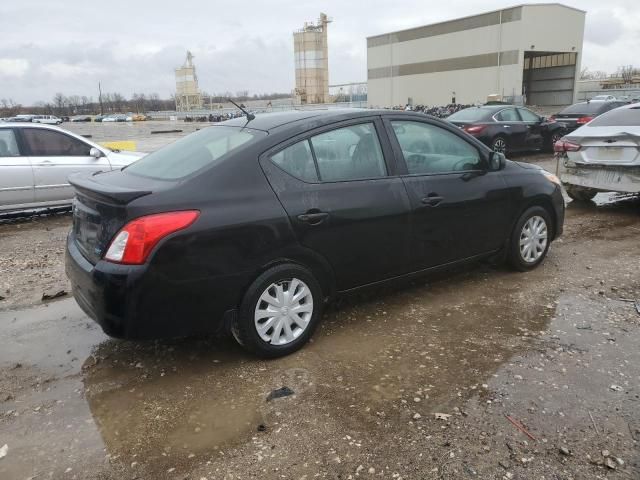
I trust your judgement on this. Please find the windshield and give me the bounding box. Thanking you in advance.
[447,108,491,122]
[587,106,640,127]
[126,126,266,180]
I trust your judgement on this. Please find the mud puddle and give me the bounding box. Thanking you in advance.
[1,264,561,479]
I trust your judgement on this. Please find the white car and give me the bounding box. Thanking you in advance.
[555,103,640,200]
[32,114,63,125]
[0,123,145,213]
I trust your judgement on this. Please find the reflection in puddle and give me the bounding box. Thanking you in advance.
[80,267,559,476]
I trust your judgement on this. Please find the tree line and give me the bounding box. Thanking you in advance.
[1,91,292,117]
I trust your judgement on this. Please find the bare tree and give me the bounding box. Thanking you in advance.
[617,65,635,84]
[53,93,67,116]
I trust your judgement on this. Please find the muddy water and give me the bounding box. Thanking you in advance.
[0,263,559,478]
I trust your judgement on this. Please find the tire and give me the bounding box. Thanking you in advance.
[491,136,508,155]
[232,263,323,358]
[546,131,563,153]
[565,185,597,202]
[508,206,552,271]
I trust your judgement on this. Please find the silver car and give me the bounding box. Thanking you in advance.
[0,123,145,213]
[555,103,640,201]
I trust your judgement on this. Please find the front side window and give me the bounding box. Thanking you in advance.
[495,109,519,122]
[391,121,482,174]
[22,128,91,156]
[0,129,20,157]
[271,140,318,182]
[517,108,540,122]
[126,126,266,180]
[310,123,386,182]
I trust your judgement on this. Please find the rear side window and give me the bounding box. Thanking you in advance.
[126,126,266,180]
[517,108,540,122]
[391,121,482,174]
[271,140,318,182]
[0,129,20,157]
[588,107,640,127]
[495,109,519,121]
[310,123,386,182]
[22,128,91,156]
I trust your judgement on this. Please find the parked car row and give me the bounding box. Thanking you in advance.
[0,123,145,213]
[1,113,149,124]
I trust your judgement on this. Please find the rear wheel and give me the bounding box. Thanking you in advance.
[508,206,552,271]
[546,131,563,152]
[565,185,597,202]
[491,136,508,155]
[232,264,323,358]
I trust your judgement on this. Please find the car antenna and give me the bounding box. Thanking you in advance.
[228,99,255,121]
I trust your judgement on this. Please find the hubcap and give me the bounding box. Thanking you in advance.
[254,278,313,345]
[493,138,507,154]
[519,215,548,263]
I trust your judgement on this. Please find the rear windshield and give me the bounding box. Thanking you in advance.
[125,126,266,180]
[559,103,608,115]
[588,107,640,127]
[447,108,491,122]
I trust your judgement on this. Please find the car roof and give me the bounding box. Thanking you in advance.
[0,122,63,129]
[221,108,410,132]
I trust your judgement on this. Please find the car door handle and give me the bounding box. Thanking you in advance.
[421,194,444,207]
[38,160,54,166]
[297,212,329,225]
[503,125,511,128]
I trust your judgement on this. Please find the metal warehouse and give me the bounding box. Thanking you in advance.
[367,3,585,107]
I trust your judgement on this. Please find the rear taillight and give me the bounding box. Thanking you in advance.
[463,125,486,135]
[576,116,594,125]
[104,210,200,264]
[553,139,581,153]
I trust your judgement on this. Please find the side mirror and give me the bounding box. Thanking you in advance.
[89,147,103,159]
[489,151,506,171]
[539,116,546,123]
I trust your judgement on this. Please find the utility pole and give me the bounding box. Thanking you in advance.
[98,82,104,115]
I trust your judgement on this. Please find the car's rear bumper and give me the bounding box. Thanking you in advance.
[65,233,241,339]
[560,164,640,193]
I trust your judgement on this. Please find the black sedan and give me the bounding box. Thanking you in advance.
[66,109,564,357]
[550,100,627,133]
[447,105,566,155]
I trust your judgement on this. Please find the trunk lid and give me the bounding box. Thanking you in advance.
[566,129,640,166]
[69,171,154,264]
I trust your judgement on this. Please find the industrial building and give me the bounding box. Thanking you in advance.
[293,13,331,105]
[367,3,585,107]
[175,51,203,112]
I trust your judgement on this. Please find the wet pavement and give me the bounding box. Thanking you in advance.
[1,155,639,479]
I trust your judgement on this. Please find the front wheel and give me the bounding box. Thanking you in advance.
[546,131,563,152]
[508,206,552,271]
[232,264,323,358]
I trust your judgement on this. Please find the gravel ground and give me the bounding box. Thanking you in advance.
[0,124,638,479]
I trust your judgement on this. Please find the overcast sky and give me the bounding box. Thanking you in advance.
[0,0,637,105]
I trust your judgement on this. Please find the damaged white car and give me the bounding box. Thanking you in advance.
[554,103,640,201]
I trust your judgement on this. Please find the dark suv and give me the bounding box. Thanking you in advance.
[66,110,564,357]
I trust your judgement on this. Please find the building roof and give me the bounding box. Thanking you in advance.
[367,3,585,42]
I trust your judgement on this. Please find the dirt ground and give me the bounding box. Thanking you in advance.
[0,141,639,479]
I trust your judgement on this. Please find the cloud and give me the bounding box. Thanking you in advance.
[584,10,623,46]
[0,58,29,77]
[0,0,638,104]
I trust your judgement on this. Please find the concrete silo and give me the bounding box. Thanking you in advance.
[175,51,203,112]
[293,13,331,105]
